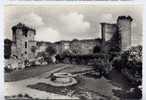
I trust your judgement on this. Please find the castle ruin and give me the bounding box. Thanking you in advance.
[11,23,36,65]
[10,16,133,65]
[101,16,133,52]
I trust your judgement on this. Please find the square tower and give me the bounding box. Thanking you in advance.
[100,23,120,52]
[12,23,36,65]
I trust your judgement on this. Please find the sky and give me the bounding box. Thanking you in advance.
[5,5,143,46]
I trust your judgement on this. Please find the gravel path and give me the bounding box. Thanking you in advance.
[5,64,79,99]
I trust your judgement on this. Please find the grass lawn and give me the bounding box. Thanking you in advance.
[27,68,140,100]
[5,64,65,82]
[27,76,110,100]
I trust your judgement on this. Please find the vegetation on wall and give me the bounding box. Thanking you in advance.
[44,46,57,64]
[112,45,142,84]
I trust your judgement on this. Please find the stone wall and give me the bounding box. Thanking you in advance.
[54,41,70,54]
[70,39,102,55]
[101,16,133,52]
[101,23,118,42]
[9,15,133,66]
[53,39,102,55]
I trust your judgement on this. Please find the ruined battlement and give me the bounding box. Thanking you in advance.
[117,16,133,22]
[11,15,133,64]
[12,22,36,35]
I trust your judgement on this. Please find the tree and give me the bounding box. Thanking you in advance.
[4,39,12,59]
[45,46,57,64]
[62,49,73,56]
[31,46,37,53]
[112,45,142,84]
[45,46,57,56]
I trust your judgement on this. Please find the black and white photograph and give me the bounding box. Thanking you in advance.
[4,5,143,100]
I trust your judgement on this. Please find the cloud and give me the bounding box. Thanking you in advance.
[11,12,91,41]
[35,27,60,42]
[13,12,44,28]
[97,13,115,38]
[59,12,90,34]
[99,13,115,23]
[12,12,60,42]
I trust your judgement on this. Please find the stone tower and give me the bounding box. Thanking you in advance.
[100,23,119,52]
[117,16,133,51]
[12,23,36,65]
[101,23,118,42]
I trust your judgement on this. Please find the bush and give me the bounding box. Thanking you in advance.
[112,45,142,83]
[111,56,123,70]
[18,94,23,97]
[62,50,73,56]
[24,93,32,98]
[94,58,112,76]
[112,45,142,68]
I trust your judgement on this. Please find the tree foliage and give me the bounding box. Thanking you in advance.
[45,46,57,56]
[93,57,112,77]
[122,45,142,68]
[112,45,142,69]
[112,45,142,83]
[44,46,57,64]
[31,46,37,53]
[62,49,73,56]
[4,39,12,59]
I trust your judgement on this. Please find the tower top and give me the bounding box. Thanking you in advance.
[100,22,117,26]
[117,16,133,22]
[12,22,36,34]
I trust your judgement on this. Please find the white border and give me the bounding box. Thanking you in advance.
[0,0,4,100]
[4,1,146,5]
[1,1,146,100]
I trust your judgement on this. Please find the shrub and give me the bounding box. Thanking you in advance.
[112,45,142,69]
[62,50,73,56]
[122,45,142,69]
[45,46,57,56]
[112,45,142,83]
[94,58,112,76]
[18,94,23,97]
[24,93,32,98]
[4,67,13,73]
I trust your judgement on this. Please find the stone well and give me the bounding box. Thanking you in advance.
[48,73,77,87]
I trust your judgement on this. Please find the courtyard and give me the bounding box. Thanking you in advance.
[5,63,137,100]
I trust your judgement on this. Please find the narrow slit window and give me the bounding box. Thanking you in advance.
[25,42,27,48]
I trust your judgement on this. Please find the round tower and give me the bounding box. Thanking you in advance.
[117,16,133,51]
